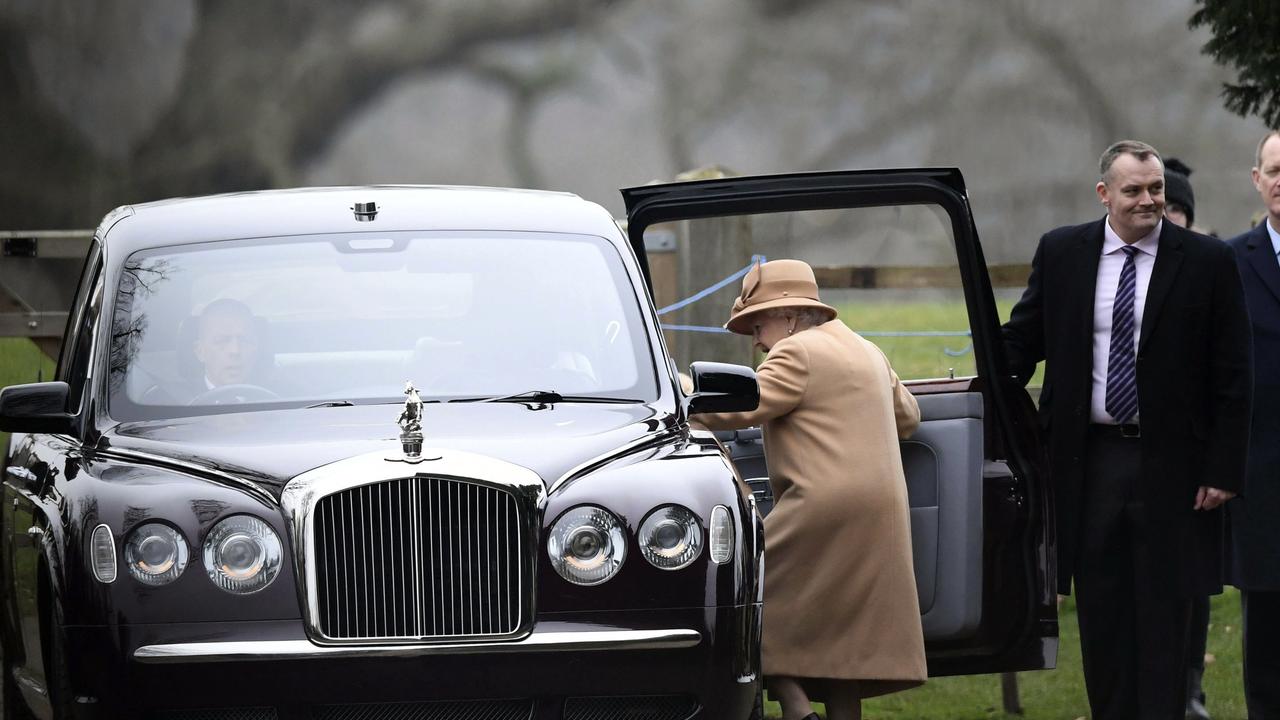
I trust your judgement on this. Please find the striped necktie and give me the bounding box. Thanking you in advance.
[1105,245,1139,424]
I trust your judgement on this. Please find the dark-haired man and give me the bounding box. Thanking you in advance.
[1227,128,1280,718]
[1002,140,1252,719]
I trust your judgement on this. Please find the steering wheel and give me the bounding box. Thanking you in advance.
[187,384,280,406]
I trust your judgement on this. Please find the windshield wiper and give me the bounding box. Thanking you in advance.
[449,391,641,404]
[305,400,355,409]
[451,390,564,404]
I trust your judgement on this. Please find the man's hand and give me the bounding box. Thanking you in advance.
[1195,486,1237,511]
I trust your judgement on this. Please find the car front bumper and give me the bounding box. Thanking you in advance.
[64,605,761,719]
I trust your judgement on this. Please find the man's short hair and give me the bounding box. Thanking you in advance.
[199,298,253,325]
[1099,140,1163,183]
[1257,130,1280,168]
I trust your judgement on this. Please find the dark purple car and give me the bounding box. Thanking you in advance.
[1,172,1056,720]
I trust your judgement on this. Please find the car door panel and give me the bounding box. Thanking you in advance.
[904,391,983,638]
[719,391,984,639]
[629,170,1055,674]
[3,436,47,698]
[716,428,771,515]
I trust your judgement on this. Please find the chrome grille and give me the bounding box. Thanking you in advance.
[313,477,525,640]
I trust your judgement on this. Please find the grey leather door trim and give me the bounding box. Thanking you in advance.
[906,392,984,640]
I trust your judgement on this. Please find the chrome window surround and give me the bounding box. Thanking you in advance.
[281,448,546,645]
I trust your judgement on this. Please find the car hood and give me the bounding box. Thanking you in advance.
[100,403,680,500]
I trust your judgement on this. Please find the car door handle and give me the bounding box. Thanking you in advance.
[5,467,38,484]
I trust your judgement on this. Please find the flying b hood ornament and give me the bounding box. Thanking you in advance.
[393,381,436,462]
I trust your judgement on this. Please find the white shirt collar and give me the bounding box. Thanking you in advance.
[1266,217,1280,257]
[1104,217,1162,257]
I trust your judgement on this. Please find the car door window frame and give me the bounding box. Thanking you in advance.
[621,169,1055,674]
[55,241,103,419]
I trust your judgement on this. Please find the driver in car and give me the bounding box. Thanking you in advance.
[194,298,261,389]
[172,297,288,405]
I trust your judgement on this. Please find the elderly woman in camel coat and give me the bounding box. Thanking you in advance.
[692,259,926,720]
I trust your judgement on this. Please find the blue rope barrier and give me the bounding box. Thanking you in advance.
[656,254,766,316]
[661,324,733,334]
[658,325,976,354]
[660,326,972,338]
[654,257,973,355]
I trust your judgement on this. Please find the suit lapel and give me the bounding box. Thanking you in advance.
[1138,223,1184,355]
[1074,219,1105,383]
[1243,222,1280,306]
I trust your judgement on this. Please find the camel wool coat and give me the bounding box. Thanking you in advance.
[694,319,926,696]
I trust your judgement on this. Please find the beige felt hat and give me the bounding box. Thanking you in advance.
[724,259,837,335]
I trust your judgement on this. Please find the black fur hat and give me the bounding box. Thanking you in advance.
[1164,158,1195,226]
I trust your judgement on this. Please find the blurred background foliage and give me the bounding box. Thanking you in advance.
[0,0,1275,263]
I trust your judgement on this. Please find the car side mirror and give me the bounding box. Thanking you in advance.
[0,382,75,435]
[686,362,759,415]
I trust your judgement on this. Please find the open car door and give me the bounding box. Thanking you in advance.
[622,169,1056,675]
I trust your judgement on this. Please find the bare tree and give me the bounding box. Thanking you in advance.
[0,0,619,229]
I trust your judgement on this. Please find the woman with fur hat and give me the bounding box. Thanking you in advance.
[691,259,926,720]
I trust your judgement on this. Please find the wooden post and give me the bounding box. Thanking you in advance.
[1001,673,1024,715]
[671,214,754,372]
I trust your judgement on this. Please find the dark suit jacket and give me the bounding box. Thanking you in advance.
[1002,217,1252,595]
[1228,221,1280,591]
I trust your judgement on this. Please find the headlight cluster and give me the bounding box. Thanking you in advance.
[124,523,188,586]
[104,515,282,594]
[202,515,283,594]
[547,503,733,586]
[638,505,703,570]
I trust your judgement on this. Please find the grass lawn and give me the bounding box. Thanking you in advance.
[833,298,1042,384]
[766,588,1248,719]
[0,337,55,385]
[0,337,57,452]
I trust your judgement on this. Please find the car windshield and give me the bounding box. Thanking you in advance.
[106,231,657,421]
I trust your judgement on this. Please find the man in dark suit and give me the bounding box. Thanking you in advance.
[1002,140,1253,719]
[1162,156,1214,720]
[1227,128,1280,718]
[142,298,282,405]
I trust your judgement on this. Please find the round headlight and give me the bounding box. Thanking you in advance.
[638,505,703,570]
[547,506,626,586]
[124,523,189,586]
[203,515,282,594]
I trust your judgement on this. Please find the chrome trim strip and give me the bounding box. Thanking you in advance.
[92,448,276,506]
[12,667,47,696]
[5,466,38,483]
[133,628,701,664]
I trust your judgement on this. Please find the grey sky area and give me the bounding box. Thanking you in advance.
[1,0,1268,261]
